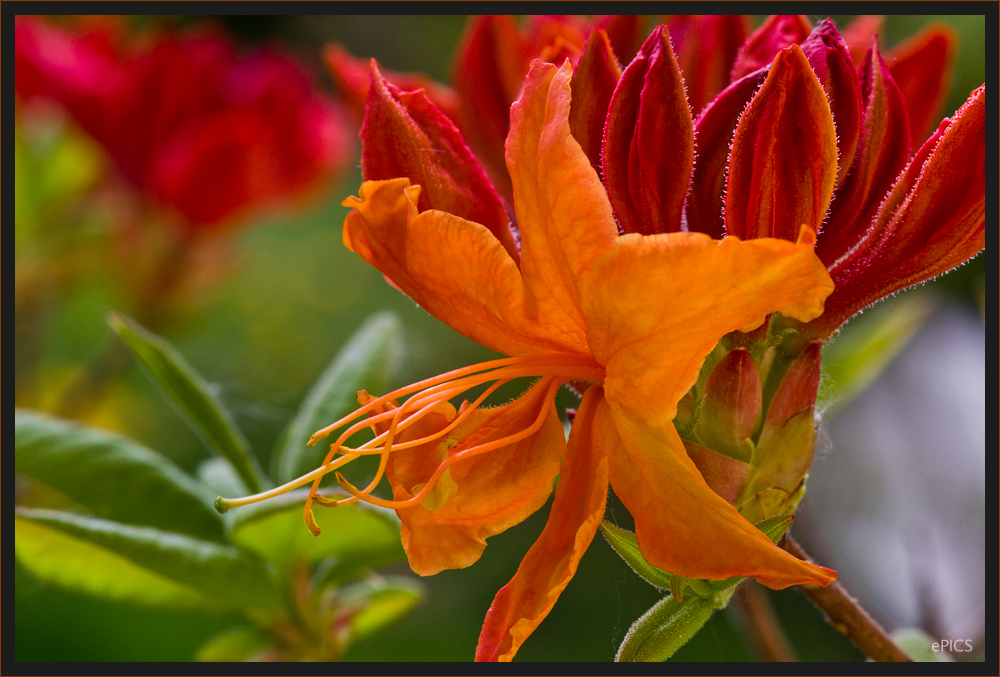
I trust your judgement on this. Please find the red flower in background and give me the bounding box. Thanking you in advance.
[15,17,352,233]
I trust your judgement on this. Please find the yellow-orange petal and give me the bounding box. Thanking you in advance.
[581,231,833,429]
[343,179,591,357]
[476,386,610,662]
[506,59,619,342]
[387,380,566,576]
[606,402,836,587]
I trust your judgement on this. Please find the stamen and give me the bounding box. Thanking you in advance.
[328,377,512,508]
[214,452,356,512]
[333,378,562,510]
[214,352,603,535]
[306,353,597,445]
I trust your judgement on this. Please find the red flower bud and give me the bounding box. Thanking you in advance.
[887,24,958,148]
[360,63,518,261]
[323,43,461,126]
[725,46,838,241]
[569,29,621,171]
[15,17,349,233]
[817,38,910,267]
[799,19,863,185]
[603,26,693,235]
[812,85,985,338]
[730,15,811,81]
[665,15,750,115]
[685,67,769,239]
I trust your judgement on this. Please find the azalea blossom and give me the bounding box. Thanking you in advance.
[221,58,837,661]
[219,15,983,662]
[14,16,352,233]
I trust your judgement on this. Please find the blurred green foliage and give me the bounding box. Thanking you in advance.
[14,14,984,662]
[15,315,423,661]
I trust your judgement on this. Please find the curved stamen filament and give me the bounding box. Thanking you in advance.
[330,377,513,508]
[215,353,603,534]
[307,353,598,445]
[215,452,357,512]
[334,378,563,510]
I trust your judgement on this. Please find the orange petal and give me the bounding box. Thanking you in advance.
[887,24,957,149]
[725,45,839,241]
[476,386,610,661]
[388,380,565,576]
[360,61,518,261]
[606,402,836,587]
[506,60,619,340]
[343,179,591,357]
[581,231,833,429]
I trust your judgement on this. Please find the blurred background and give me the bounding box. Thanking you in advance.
[14,14,985,662]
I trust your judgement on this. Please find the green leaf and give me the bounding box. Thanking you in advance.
[107,312,265,493]
[14,409,224,541]
[195,626,273,662]
[600,520,673,590]
[339,576,424,642]
[16,512,208,609]
[616,593,716,662]
[230,489,404,579]
[754,513,795,543]
[16,508,282,612]
[272,312,404,484]
[821,292,934,416]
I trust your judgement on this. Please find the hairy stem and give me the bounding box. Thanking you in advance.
[785,537,912,662]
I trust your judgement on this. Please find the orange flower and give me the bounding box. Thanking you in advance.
[222,59,836,661]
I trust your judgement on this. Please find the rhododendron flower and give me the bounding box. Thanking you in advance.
[15,17,352,233]
[218,15,983,662]
[221,58,837,661]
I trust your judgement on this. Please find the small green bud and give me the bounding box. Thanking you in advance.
[616,593,716,662]
[737,408,815,523]
[695,348,762,461]
[759,341,821,446]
